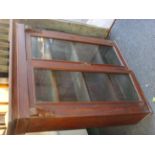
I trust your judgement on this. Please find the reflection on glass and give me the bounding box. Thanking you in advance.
[34,69,139,102]
[31,37,121,65]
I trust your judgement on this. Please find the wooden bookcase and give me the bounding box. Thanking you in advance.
[7,23,151,134]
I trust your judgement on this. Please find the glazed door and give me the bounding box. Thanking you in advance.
[12,23,150,133]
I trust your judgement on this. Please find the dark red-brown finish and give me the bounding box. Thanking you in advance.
[8,23,151,134]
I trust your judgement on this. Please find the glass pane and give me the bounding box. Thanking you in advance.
[34,69,58,101]
[34,69,139,102]
[31,37,122,65]
[83,73,139,101]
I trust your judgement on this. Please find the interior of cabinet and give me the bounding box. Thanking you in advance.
[31,37,122,66]
[34,69,139,102]
[30,37,139,103]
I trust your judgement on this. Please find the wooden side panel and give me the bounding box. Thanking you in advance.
[15,24,29,118]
